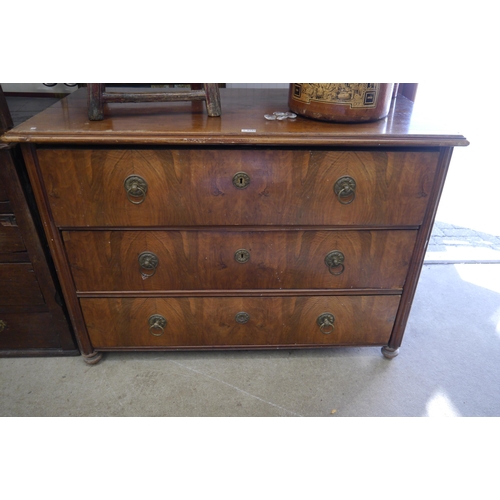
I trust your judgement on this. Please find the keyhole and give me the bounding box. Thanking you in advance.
[233,172,250,189]
[235,249,250,263]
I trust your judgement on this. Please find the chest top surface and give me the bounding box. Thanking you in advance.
[1,88,468,148]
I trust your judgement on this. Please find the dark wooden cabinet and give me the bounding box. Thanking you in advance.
[0,145,77,355]
[1,88,468,363]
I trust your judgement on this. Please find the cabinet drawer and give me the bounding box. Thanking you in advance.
[0,182,12,214]
[80,295,400,348]
[0,214,26,253]
[64,229,416,292]
[37,148,439,227]
[0,311,60,349]
[0,263,45,306]
[0,216,26,253]
[0,180,8,203]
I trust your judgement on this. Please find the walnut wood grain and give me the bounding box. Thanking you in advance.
[36,148,439,227]
[80,295,400,348]
[63,229,417,292]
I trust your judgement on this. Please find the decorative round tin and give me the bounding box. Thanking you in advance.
[288,83,395,123]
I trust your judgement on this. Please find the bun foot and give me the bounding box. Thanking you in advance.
[82,351,103,365]
[381,346,399,359]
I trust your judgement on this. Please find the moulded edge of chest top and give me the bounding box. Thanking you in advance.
[1,132,469,149]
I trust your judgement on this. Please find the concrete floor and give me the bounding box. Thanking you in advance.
[1,94,499,417]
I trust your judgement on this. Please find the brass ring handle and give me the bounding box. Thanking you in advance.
[317,313,335,335]
[0,320,6,333]
[127,185,146,204]
[324,250,345,276]
[329,263,345,276]
[124,175,148,204]
[334,176,356,205]
[138,251,159,280]
[148,314,167,337]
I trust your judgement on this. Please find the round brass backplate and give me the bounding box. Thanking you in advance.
[232,172,250,189]
[235,312,250,324]
[234,249,250,264]
[138,251,159,270]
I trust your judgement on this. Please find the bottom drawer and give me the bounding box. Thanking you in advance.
[0,263,45,306]
[80,295,400,349]
[0,311,61,349]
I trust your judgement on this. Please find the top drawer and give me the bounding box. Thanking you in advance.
[36,148,440,227]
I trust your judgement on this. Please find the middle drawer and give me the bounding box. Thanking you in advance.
[63,229,417,292]
[0,215,26,254]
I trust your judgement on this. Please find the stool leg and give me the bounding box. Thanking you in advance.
[204,83,221,117]
[88,83,105,120]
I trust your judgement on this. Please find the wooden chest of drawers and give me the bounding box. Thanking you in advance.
[1,88,468,363]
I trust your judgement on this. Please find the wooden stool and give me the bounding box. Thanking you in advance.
[87,83,221,120]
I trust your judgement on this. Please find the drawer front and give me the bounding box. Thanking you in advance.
[0,216,26,253]
[0,263,45,306]
[64,229,416,292]
[37,149,439,227]
[80,295,400,348]
[0,311,61,349]
[0,180,8,203]
[0,201,13,214]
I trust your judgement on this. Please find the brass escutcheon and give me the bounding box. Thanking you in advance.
[124,175,148,204]
[324,250,345,276]
[138,251,159,280]
[317,313,335,335]
[232,172,250,189]
[0,320,6,333]
[234,249,250,264]
[235,312,250,324]
[148,314,167,336]
[334,176,356,205]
